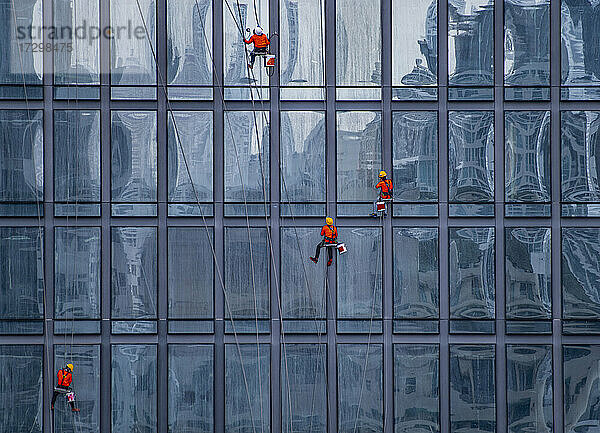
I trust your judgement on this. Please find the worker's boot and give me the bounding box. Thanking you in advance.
[327,259,333,266]
[51,405,54,411]
[310,257,318,264]
[71,408,80,413]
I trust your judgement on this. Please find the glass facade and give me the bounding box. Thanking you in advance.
[0,1,595,432]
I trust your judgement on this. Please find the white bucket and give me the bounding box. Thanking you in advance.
[337,243,348,254]
[66,392,75,403]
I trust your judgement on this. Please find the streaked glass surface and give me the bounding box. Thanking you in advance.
[561,3,600,87]
[561,111,600,203]
[504,0,550,87]
[449,111,495,203]
[505,111,550,203]
[110,0,156,86]
[449,228,495,320]
[111,111,158,203]
[448,0,494,86]
[393,111,438,202]
[0,345,42,433]
[54,110,101,204]
[337,111,382,202]
[168,228,214,319]
[224,227,269,319]
[55,227,101,320]
[0,0,42,85]
[394,228,439,319]
[168,111,213,203]
[54,345,100,433]
[281,344,327,433]
[280,111,325,204]
[337,227,382,320]
[111,227,157,320]
[505,228,551,320]
[111,345,157,433]
[506,345,552,433]
[225,344,270,432]
[450,345,495,432]
[167,0,213,86]
[562,228,600,319]
[168,345,213,433]
[280,0,324,89]
[281,227,326,320]
[224,111,270,203]
[564,345,600,432]
[394,344,440,433]
[53,0,100,85]
[337,344,383,433]
[0,227,44,321]
[335,0,381,91]
[392,0,437,87]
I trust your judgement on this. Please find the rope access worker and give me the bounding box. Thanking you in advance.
[51,364,80,412]
[244,27,270,69]
[370,171,393,217]
[310,217,338,266]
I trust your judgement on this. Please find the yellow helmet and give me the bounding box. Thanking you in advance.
[325,217,334,225]
[66,364,74,372]
[379,171,387,178]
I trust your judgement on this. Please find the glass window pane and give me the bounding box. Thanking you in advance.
[223,0,269,87]
[561,111,600,203]
[337,344,383,433]
[168,345,213,433]
[504,0,550,87]
[392,111,438,202]
[507,345,552,433]
[280,111,326,204]
[448,111,495,203]
[224,228,269,319]
[505,228,551,320]
[110,0,156,86]
[54,110,101,204]
[561,5,600,88]
[448,0,494,86]
[394,344,440,433]
[392,0,437,87]
[0,1,42,86]
[224,111,270,203]
[168,228,214,319]
[449,228,495,320]
[564,345,600,431]
[53,0,100,85]
[281,344,327,433]
[337,111,382,202]
[279,0,324,89]
[111,227,157,320]
[281,227,326,320]
[394,228,439,319]
[54,345,100,433]
[167,0,213,86]
[0,227,44,321]
[0,345,42,433]
[225,344,270,432]
[336,0,381,88]
[562,228,600,319]
[168,111,213,204]
[450,345,495,432]
[111,111,158,204]
[505,111,550,203]
[338,227,382,319]
[55,227,101,320]
[0,110,44,212]
[111,344,157,433]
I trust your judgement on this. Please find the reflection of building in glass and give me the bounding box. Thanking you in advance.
[449,112,494,202]
[561,111,600,202]
[505,111,550,202]
[564,346,600,432]
[400,0,438,87]
[504,0,550,86]
[448,0,494,86]
[393,112,437,201]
